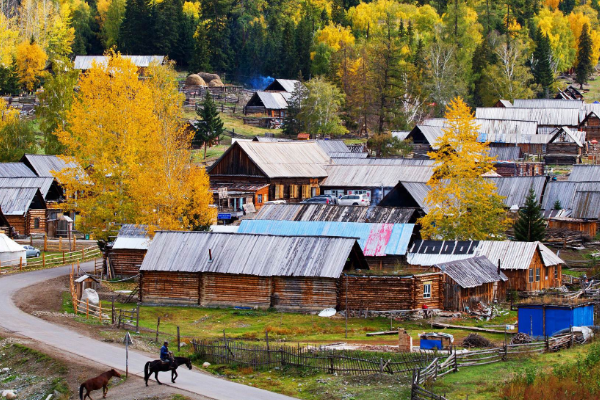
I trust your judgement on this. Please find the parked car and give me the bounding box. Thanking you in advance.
[23,245,40,258]
[301,197,331,204]
[338,194,370,206]
[311,195,338,205]
[263,200,287,205]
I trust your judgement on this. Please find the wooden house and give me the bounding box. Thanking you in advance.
[579,111,600,142]
[211,183,269,214]
[139,231,369,311]
[541,181,600,229]
[243,79,300,126]
[545,127,586,165]
[407,240,564,292]
[207,141,330,205]
[556,86,584,100]
[107,224,150,277]
[548,217,597,237]
[0,187,47,236]
[475,108,582,134]
[512,99,584,110]
[432,256,508,311]
[237,220,416,270]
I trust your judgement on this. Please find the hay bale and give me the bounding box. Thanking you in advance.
[461,333,493,348]
[208,78,224,88]
[185,74,206,86]
[198,72,221,83]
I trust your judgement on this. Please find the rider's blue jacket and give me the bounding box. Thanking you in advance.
[160,345,170,361]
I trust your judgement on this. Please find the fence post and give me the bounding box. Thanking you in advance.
[379,358,384,373]
[136,304,140,333]
[59,237,62,251]
[265,330,271,366]
[77,261,80,275]
[453,349,458,372]
[30,236,32,246]
[42,252,45,268]
[82,248,85,260]
[44,235,47,252]
[328,353,334,374]
[177,326,180,352]
[111,297,115,324]
[73,235,77,250]
[155,317,161,342]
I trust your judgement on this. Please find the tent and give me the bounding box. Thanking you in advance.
[0,234,26,266]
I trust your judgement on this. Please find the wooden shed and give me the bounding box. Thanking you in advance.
[107,224,150,277]
[139,231,369,311]
[548,217,597,237]
[579,111,600,142]
[0,187,47,236]
[432,256,508,311]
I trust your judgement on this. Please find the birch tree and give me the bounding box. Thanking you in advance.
[298,76,347,136]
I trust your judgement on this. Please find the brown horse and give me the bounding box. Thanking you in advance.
[79,369,122,400]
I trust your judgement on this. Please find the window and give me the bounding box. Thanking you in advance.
[290,185,299,199]
[529,269,534,283]
[423,282,432,299]
[302,185,311,199]
[554,267,558,280]
[545,267,549,280]
[536,268,540,282]
[274,184,284,200]
[257,194,263,204]
[33,218,40,229]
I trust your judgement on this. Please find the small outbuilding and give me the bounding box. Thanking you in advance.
[518,302,594,338]
[0,233,26,266]
[108,224,150,277]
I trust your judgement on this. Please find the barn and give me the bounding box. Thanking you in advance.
[139,231,369,311]
[432,256,508,311]
[107,224,150,277]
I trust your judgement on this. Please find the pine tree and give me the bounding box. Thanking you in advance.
[190,23,211,73]
[119,0,152,54]
[575,23,594,89]
[553,200,562,210]
[558,0,576,14]
[195,91,224,159]
[532,27,554,98]
[513,187,546,242]
[283,78,307,136]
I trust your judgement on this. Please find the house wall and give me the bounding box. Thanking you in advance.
[490,143,546,155]
[27,210,47,235]
[269,178,322,203]
[581,115,600,142]
[548,219,597,237]
[503,251,561,291]
[442,277,507,311]
[209,145,266,177]
[140,271,200,305]
[364,256,408,271]
[109,249,147,276]
[271,277,337,311]
[254,186,270,209]
[201,273,272,308]
[6,216,26,236]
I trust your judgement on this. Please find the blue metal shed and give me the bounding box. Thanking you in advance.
[518,303,594,338]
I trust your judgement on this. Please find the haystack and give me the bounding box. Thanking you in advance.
[208,78,225,88]
[198,72,221,83]
[185,74,206,87]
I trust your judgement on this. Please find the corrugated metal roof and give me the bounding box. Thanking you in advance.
[113,237,151,250]
[0,187,41,215]
[0,177,53,197]
[488,147,523,161]
[332,158,434,165]
[512,99,584,109]
[74,55,165,70]
[485,176,547,208]
[256,91,289,109]
[569,165,600,182]
[140,231,363,278]
[315,140,350,155]
[478,132,554,144]
[401,182,431,212]
[541,181,600,210]
[330,152,369,159]
[0,163,37,178]
[254,204,416,224]
[407,240,563,270]
[237,220,414,256]
[322,165,433,187]
[497,100,513,107]
[21,155,80,178]
[118,224,148,238]
[269,79,300,93]
[550,127,585,147]
[421,118,447,127]
[475,108,582,126]
[435,256,507,288]
[423,118,538,136]
[572,191,600,219]
[235,141,330,178]
[413,125,445,148]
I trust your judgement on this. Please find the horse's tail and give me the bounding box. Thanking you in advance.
[144,361,151,381]
[79,384,84,400]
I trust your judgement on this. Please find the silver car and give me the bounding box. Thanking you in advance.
[23,245,40,258]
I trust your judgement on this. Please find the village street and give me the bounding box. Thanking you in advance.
[0,262,297,400]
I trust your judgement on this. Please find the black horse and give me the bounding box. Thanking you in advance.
[144,356,192,386]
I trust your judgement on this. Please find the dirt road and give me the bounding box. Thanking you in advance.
[0,262,296,400]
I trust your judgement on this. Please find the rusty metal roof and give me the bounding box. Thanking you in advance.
[408,240,563,270]
[254,204,416,223]
[0,163,37,178]
[140,231,365,278]
[237,220,415,256]
[435,256,507,288]
[322,165,433,187]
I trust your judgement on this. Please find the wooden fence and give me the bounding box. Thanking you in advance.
[69,264,108,323]
[191,339,434,376]
[0,245,101,273]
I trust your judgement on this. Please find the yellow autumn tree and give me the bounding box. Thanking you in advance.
[418,97,509,240]
[55,53,215,240]
[15,39,47,91]
[0,14,18,67]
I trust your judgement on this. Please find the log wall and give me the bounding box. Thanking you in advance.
[140,271,200,305]
[548,219,597,237]
[27,210,47,235]
[109,249,147,276]
[503,250,561,291]
[272,277,337,311]
[201,273,272,308]
[6,216,26,236]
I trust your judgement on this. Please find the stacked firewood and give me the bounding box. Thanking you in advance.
[544,228,590,248]
[510,332,533,345]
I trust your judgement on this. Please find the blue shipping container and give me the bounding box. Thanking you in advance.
[518,303,594,338]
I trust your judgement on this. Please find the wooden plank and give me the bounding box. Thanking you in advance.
[431,322,505,333]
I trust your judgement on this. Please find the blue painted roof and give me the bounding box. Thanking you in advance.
[237,220,414,256]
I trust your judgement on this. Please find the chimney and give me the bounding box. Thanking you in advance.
[208,249,213,262]
[497,259,501,276]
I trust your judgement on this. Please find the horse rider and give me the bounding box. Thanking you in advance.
[160,341,174,368]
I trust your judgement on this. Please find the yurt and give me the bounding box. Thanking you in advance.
[0,234,26,266]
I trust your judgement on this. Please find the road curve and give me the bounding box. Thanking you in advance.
[0,262,296,400]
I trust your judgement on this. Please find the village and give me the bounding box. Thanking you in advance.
[3,0,600,398]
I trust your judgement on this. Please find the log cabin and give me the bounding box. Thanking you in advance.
[139,231,369,310]
[237,220,416,270]
[545,126,586,165]
[407,240,564,292]
[431,256,508,311]
[207,141,331,206]
[0,187,47,236]
[107,224,151,277]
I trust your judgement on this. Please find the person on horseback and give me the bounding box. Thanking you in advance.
[160,341,174,368]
